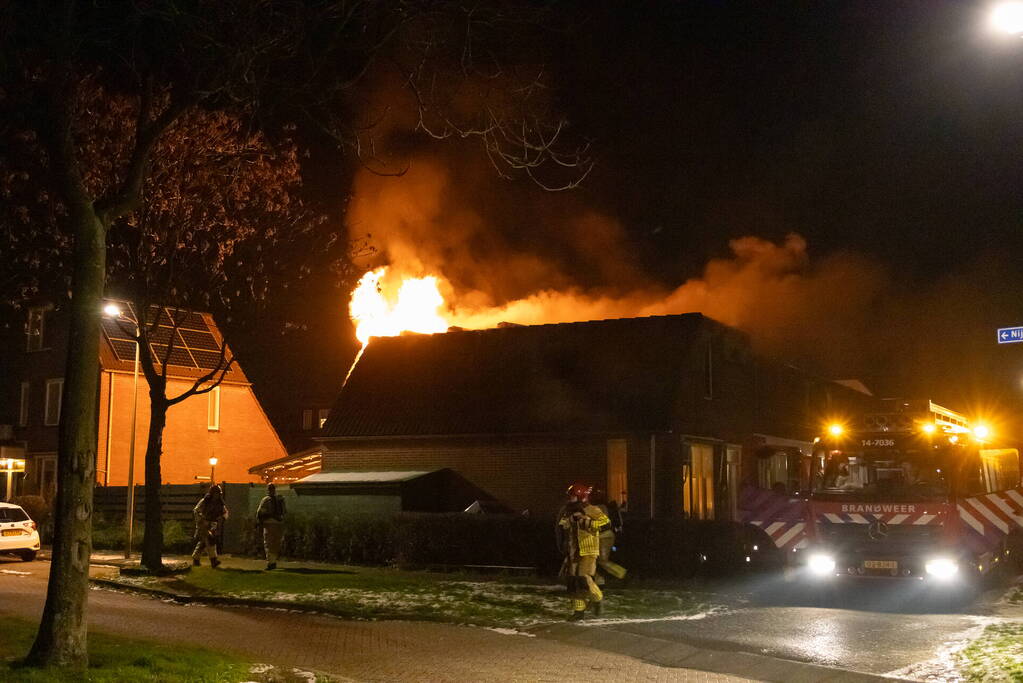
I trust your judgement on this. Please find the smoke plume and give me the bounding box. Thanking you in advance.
[345,155,898,379]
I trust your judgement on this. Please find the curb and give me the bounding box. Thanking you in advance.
[91,577,911,682]
[529,622,914,683]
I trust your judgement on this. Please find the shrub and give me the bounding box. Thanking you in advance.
[237,510,775,578]
[91,517,195,555]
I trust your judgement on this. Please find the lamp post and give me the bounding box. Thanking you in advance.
[104,303,140,559]
[209,456,218,485]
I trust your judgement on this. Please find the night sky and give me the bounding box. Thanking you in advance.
[241,1,1023,436]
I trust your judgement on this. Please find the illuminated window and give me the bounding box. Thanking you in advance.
[302,409,313,431]
[26,307,47,352]
[207,386,221,431]
[606,439,628,506]
[18,382,29,427]
[44,378,63,426]
[318,408,330,429]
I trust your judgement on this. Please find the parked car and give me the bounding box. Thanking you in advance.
[0,502,40,562]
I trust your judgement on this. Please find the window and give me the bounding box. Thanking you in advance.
[703,343,714,400]
[26,307,47,352]
[606,439,628,506]
[44,379,63,426]
[318,408,330,430]
[18,382,29,427]
[683,442,715,519]
[302,409,313,431]
[0,507,28,522]
[207,386,221,431]
[38,456,56,498]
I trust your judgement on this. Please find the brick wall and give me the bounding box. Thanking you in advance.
[97,372,285,486]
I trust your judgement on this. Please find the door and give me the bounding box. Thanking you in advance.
[606,439,628,507]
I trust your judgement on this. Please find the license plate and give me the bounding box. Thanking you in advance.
[1,529,21,537]
[863,560,897,569]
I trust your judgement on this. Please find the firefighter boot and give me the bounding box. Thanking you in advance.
[568,610,586,621]
[592,601,603,617]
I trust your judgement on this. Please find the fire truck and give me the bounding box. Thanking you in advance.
[739,400,1023,582]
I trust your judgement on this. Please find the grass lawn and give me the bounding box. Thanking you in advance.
[955,622,1023,682]
[121,560,719,628]
[0,617,254,682]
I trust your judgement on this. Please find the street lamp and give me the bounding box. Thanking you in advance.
[209,456,218,484]
[991,2,1023,35]
[103,303,140,559]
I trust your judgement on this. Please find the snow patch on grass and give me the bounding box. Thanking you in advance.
[484,627,536,637]
[887,616,1023,682]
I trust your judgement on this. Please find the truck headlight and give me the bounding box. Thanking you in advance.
[807,552,836,576]
[925,557,958,580]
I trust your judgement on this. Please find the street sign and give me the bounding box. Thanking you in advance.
[997,326,1023,344]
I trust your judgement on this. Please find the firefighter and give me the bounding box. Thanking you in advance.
[558,483,610,620]
[192,484,228,568]
[256,483,287,570]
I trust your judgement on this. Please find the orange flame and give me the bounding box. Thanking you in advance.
[349,267,450,344]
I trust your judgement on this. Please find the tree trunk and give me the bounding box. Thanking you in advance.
[140,391,168,571]
[26,206,105,668]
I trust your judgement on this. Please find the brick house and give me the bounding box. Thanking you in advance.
[307,314,873,517]
[0,301,287,499]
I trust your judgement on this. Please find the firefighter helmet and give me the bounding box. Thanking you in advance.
[566,483,593,502]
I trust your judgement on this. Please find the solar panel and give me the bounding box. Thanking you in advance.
[150,344,196,368]
[179,328,220,351]
[101,302,232,372]
[191,349,230,369]
[169,310,209,331]
[101,318,135,342]
[148,327,175,345]
[109,339,138,361]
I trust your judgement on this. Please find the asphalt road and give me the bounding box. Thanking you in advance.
[0,557,743,683]
[595,572,1023,678]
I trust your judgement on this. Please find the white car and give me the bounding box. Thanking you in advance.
[0,503,40,562]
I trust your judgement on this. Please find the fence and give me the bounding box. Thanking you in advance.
[93,482,250,553]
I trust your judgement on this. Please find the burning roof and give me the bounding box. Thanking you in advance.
[322,313,725,438]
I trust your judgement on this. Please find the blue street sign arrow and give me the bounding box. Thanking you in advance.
[997,326,1023,344]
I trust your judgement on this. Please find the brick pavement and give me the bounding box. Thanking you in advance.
[0,560,749,682]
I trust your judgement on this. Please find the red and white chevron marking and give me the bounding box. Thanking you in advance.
[749,520,809,550]
[957,488,1023,538]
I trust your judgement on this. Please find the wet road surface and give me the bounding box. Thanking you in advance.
[594,572,1023,677]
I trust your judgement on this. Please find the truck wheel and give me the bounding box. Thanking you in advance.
[19,550,37,562]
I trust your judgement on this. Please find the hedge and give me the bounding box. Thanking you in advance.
[91,516,196,555]
[240,511,782,577]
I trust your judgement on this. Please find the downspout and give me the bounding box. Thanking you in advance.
[103,371,114,486]
[649,433,656,519]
